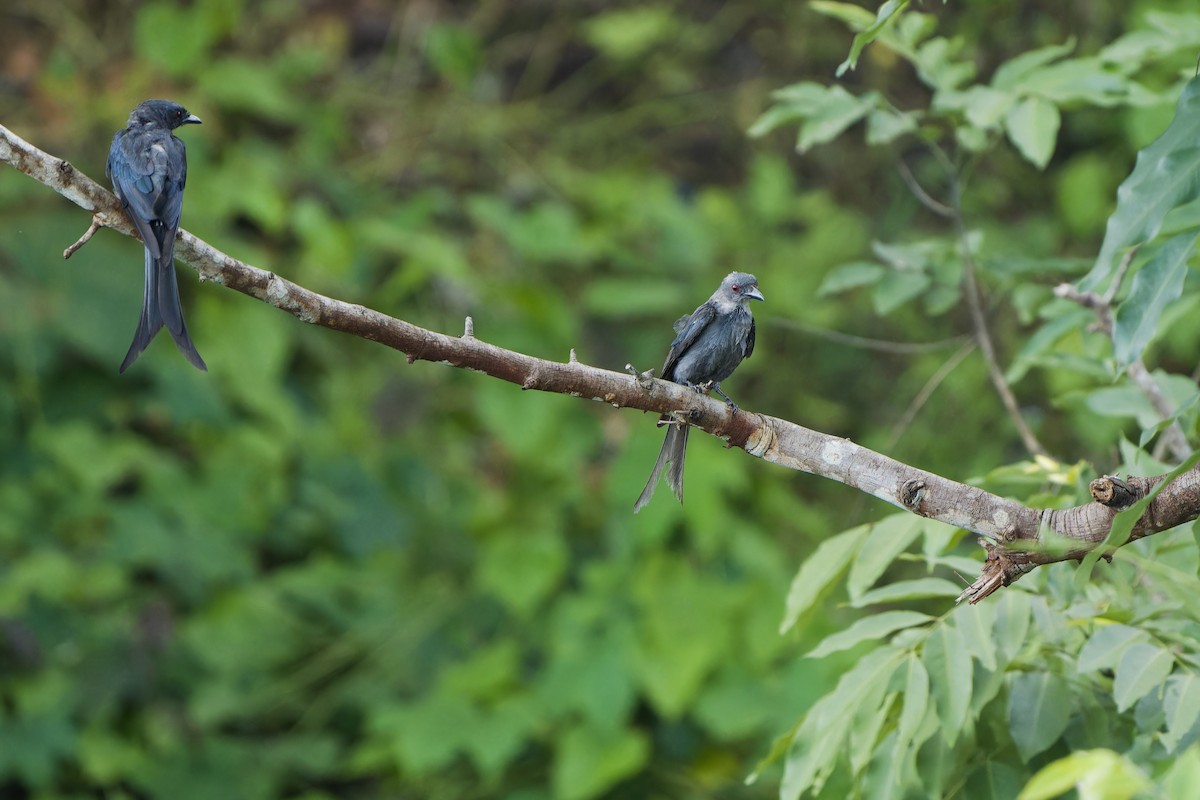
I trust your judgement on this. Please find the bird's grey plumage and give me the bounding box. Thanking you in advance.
[634,272,763,513]
[108,99,206,373]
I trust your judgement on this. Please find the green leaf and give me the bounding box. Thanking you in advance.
[847,514,925,598]
[993,591,1033,663]
[897,654,930,745]
[953,602,998,671]
[808,0,876,30]
[1112,231,1199,366]
[134,2,218,76]
[1113,642,1173,712]
[923,624,973,746]
[834,0,911,77]
[817,261,886,296]
[872,269,931,315]
[992,39,1077,89]
[552,724,650,800]
[1017,749,1151,800]
[1004,96,1061,169]
[1077,623,1147,672]
[1085,75,1200,289]
[1163,744,1200,798]
[781,650,905,799]
[749,83,878,152]
[425,24,483,88]
[584,6,676,62]
[477,530,568,616]
[849,577,963,607]
[780,524,869,634]
[1008,671,1073,762]
[1163,673,1200,752]
[805,611,933,659]
[866,107,919,145]
[967,761,1025,800]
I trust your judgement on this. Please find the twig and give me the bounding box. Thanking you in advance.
[63,215,102,259]
[896,157,956,218]
[887,339,978,450]
[931,144,1047,457]
[772,318,970,355]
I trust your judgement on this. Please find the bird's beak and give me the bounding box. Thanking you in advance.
[746,286,764,302]
[184,114,202,125]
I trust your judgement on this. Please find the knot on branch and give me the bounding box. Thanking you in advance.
[1090,475,1140,509]
[900,478,926,512]
[625,363,656,392]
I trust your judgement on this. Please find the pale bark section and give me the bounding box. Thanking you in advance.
[4,122,1197,603]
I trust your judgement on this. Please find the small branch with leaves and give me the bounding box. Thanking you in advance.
[2,120,1197,603]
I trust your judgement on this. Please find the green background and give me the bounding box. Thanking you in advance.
[3,1,1200,798]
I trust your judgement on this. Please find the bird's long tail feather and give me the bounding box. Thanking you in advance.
[119,248,165,373]
[156,244,207,371]
[633,422,689,513]
[120,245,206,373]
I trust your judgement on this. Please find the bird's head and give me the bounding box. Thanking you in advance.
[719,272,764,304]
[130,99,202,130]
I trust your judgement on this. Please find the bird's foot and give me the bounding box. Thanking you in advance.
[711,383,738,412]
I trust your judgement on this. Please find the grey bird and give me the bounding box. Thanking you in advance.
[107,99,206,373]
[634,271,764,513]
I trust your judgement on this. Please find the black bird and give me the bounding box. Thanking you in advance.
[107,99,206,373]
[634,272,764,513]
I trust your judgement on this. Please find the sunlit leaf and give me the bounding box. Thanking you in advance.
[1017,749,1151,800]
[1004,95,1061,169]
[1085,76,1200,289]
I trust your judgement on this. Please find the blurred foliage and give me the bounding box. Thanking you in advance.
[4,0,1200,799]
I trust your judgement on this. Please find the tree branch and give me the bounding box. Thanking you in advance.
[4,120,1198,603]
[1054,276,1193,462]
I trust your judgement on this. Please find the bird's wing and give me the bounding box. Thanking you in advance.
[744,317,756,360]
[107,131,186,257]
[661,302,715,379]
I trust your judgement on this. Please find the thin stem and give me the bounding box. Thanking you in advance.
[772,319,970,354]
[887,339,978,450]
[932,143,1047,457]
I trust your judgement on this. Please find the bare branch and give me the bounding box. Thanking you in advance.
[922,141,1048,457]
[6,121,1200,603]
[63,215,102,259]
[773,318,971,355]
[886,339,977,450]
[896,157,955,218]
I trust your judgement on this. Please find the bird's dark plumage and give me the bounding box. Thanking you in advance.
[107,99,206,373]
[634,272,763,513]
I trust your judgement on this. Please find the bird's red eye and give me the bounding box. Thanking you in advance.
[732,285,740,292]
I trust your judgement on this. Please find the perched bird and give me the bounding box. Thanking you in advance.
[107,99,206,373]
[634,271,764,513]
